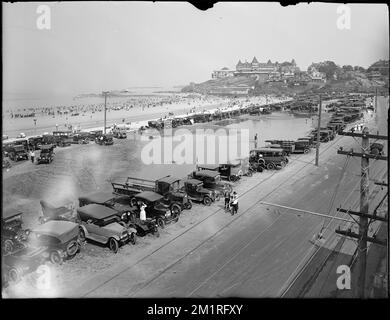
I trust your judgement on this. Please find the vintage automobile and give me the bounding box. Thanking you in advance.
[328,121,345,134]
[310,129,331,142]
[370,142,384,156]
[131,191,181,228]
[249,148,288,170]
[198,161,246,182]
[189,170,232,197]
[149,176,192,210]
[95,133,114,145]
[112,128,127,139]
[148,120,164,130]
[235,157,253,177]
[297,136,315,147]
[39,200,77,224]
[79,191,135,222]
[53,131,73,147]
[293,140,311,154]
[190,113,212,123]
[77,204,136,252]
[181,179,216,205]
[264,140,295,156]
[77,191,158,237]
[41,133,57,146]
[71,132,90,144]
[2,209,30,254]
[88,130,103,140]
[112,175,192,211]
[8,145,28,161]
[37,144,55,164]
[4,220,82,284]
[28,135,44,150]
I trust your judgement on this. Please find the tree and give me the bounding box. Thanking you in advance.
[342,65,353,72]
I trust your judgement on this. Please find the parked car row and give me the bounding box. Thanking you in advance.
[2,160,250,285]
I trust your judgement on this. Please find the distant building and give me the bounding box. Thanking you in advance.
[210,57,300,81]
[368,71,382,81]
[308,67,326,82]
[212,67,235,79]
[235,57,278,75]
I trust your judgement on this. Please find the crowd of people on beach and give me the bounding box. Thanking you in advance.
[4,93,230,121]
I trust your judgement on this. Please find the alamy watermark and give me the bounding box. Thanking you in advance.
[36,5,51,30]
[336,5,351,30]
[140,128,250,165]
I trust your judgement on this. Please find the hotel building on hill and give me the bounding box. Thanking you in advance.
[211,57,300,79]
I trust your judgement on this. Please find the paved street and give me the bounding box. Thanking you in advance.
[68,98,387,298]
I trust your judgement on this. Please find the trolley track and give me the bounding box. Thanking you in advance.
[79,117,370,297]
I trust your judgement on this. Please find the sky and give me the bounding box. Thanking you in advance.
[3,2,389,96]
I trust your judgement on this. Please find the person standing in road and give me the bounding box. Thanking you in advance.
[140,202,147,222]
[230,191,238,215]
[224,190,231,210]
[254,133,258,148]
[30,150,35,163]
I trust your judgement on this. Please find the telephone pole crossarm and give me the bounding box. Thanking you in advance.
[337,150,388,161]
[335,229,387,246]
[336,208,388,222]
[338,131,388,140]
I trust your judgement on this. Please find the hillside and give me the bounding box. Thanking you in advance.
[181,76,257,94]
[182,69,388,96]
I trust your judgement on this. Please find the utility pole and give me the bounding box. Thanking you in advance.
[375,88,378,113]
[336,128,388,298]
[358,127,370,298]
[315,94,322,166]
[102,91,109,134]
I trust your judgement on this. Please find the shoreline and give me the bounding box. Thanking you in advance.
[3,95,289,139]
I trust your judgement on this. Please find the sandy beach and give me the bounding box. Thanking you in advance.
[2,94,283,138]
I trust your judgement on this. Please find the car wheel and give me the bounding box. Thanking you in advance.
[257,166,264,172]
[66,240,79,258]
[157,217,165,229]
[170,203,181,215]
[173,212,180,223]
[8,268,20,283]
[130,212,137,223]
[79,228,86,242]
[204,196,212,206]
[109,238,119,253]
[184,200,192,210]
[280,161,287,168]
[130,197,137,207]
[267,162,275,170]
[3,240,14,255]
[50,250,63,265]
[129,233,137,245]
[247,170,253,177]
[304,148,309,154]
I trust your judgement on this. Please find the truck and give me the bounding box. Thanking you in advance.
[264,140,295,156]
[111,175,192,211]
